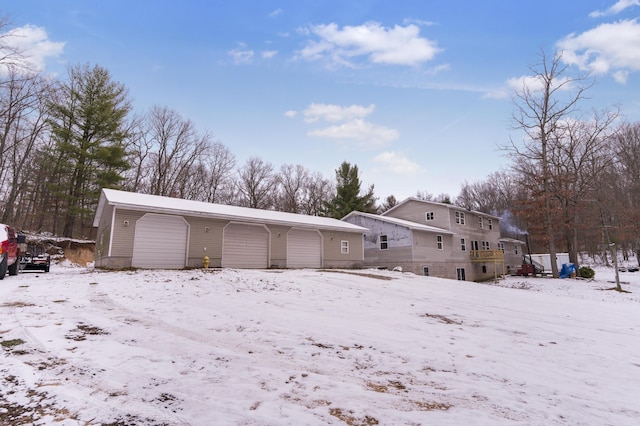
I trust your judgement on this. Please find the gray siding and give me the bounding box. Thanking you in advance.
[320,230,363,268]
[369,200,507,282]
[96,205,364,270]
[267,225,292,268]
[385,202,451,230]
[186,217,226,268]
[94,203,114,264]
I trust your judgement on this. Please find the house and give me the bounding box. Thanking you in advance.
[499,237,527,275]
[343,198,507,282]
[341,211,454,276]
[92,188,367,270]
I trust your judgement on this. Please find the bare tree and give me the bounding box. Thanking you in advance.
[0,16,28,73]
[457,171,517,214]
[202,141,236,203]
[507,49,591,277]
[121,113,151,193]
[145,106,210,197]
[299,171,333,216]
[275,164,310,213]
[236,156,277,209]
[548,111,618,266]
[0,68,55,226]
[415,190,433,201]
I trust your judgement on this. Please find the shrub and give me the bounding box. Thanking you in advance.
[578,266,595,279]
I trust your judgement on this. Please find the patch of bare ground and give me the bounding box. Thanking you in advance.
[62,242,95,266]
[1,301,36,308]
[413,400,452,411]
[65,322,109,341]
[329,407,379,425]
[0,375,79,424]
[421,313,462,325]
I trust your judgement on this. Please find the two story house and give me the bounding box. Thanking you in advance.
[343,197,509,282]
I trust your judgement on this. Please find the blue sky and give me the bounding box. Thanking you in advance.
[3,0,640,201]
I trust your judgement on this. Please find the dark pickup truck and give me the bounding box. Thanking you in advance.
[17,235,50,273]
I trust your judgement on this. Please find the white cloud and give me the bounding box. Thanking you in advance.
[557,19,640,81]
[373,151,423,175]
[268,8,283,18]
[402,18,435,27]
[228,48,254,64]
[303,103,375,123]
[484,73,575,99]
[613,69,629,83]
[589,0,640,17]
[308,118,399,148]
[262,50,278,59]
[298,21,441,67]
[0,24,64,72]
[425,63,450,75]
[283,110,297,118]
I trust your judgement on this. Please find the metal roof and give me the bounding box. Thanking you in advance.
[93,189,368,233]
[342,211,454,234]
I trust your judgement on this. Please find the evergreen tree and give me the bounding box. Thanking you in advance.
[380,195,398,213]
[323,161,376,218]
[48,63,131,237]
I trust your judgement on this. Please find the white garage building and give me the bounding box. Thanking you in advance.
[93,189,366,270]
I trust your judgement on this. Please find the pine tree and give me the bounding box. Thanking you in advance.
[48,63,131,237]
[323,161,377,218]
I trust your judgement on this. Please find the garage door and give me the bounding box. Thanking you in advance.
[132,213,189,269]
[222,223,269,268]
[287,228,322,268]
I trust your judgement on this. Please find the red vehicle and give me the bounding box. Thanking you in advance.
[0,224,20,279]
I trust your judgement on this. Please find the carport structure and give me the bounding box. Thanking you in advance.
[93,189,367,270]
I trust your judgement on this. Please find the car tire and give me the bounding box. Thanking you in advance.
[8,259,18,276]
[44,264,50,273]
[0,256,6,280]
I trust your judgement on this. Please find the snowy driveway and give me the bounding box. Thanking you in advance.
[1,265,639,425]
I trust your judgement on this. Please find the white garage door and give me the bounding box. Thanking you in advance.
[132,213,188,269]
[287,228,322,268]
[222,223,269,268]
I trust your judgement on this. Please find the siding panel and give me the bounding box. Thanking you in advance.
[132,214,188,269]
[287,229,322,268]
[222,223,269,268]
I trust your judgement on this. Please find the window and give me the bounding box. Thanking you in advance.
[423,267,430,276]
[456,267,466,281]
[481,241,490,250]
[460,238,466,251]
[470,240,479,251]
[436,235,443,250]
[498,242,504,252]
[488,219,493,230]
[379,234,388,250]
[341,240,349,254]
[455,211,465,225]
[425,211,434,221]
[482,265,487,273]
[515,245,519,255]
[478,217,483,229]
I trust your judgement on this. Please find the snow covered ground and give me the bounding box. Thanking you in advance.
[1,262,639,425]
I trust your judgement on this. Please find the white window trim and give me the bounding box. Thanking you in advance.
[379,234,388,250]
[341,240,349,254]
[437,235,443,250]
